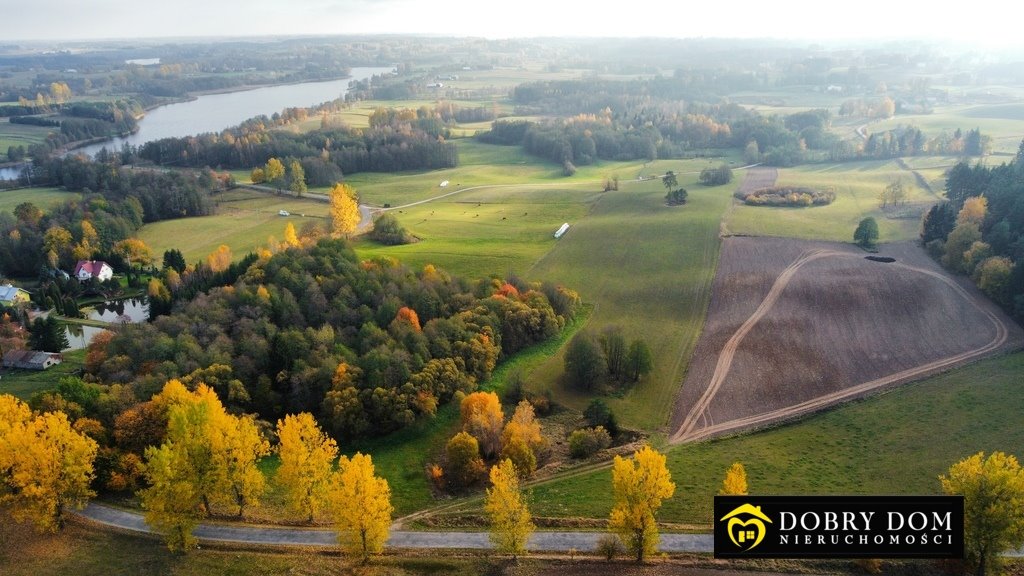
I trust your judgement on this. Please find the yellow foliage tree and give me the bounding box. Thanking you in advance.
[330,452,393,561]
[958,196,988,227]
[215,413,270,518]
[250,167,266,184]
[485,458,534,557]
[608,445,676,563]
[206,244,232,273]
[113,237,153,268]
[0,398,98,533]
[264,157,286,187]
[329,182,361,238]
[719,462,748,495]
[500,400,545,477]
[283,222,301,248]
[460,391,504,459]
[275,412,338,522]
[941,451,1024,576]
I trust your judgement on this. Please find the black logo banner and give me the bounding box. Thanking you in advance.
[714,496,964,559]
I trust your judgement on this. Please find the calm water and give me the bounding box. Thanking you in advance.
[77,66,393,157]
[62,297,150,351]
[0,164,28,180]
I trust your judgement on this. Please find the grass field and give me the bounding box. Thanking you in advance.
[0,187,80,213]
[524,159,734,431]
[872,104,1024,155]
[509,351,1024,525]
[0,119,52,152]
[725,160,936,243]
[138,189,332,264]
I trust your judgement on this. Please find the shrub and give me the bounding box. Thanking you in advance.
[734,186,835,207]
[583,399,619,437]
[568,426,612,458]
[595,534,625,561]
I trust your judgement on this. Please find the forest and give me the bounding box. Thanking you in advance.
[91,238,577,439]
[921,142,1024,321]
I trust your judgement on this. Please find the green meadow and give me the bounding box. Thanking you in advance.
[725,160,937,243]
[0,119,52,151]
[138,189,331,264]
[0,187,80,214]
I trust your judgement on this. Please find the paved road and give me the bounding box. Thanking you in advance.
[78,502,714,552]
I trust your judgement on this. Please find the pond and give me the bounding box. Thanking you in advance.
[62,297,150,351]
[76,66,394,157]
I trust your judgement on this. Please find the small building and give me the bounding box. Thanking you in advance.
[554,223,570,239]
[0,284,30,307]
[2,350,63,371]
[74,260,114,282]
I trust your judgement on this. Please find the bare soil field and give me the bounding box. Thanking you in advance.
[670,237,1024,443]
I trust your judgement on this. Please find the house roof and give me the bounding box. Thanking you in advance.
[0,284,28,302]
[74,260,111,277]
[2,350,62,367]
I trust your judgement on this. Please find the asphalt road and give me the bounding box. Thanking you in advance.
[78,502,715,552]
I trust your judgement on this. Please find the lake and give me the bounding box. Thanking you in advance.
[76,66,394,157]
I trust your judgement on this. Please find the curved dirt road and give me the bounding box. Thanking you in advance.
[670,249,1012,444]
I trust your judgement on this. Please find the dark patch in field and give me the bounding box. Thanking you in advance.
[866,256,896,263]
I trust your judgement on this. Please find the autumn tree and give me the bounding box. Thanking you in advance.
[205,244,232,273]
[289,159,307,197]
[485,458,534,557]
[276,412,338,522]
[719,462,748,495]
[500,400,545,477]
[445,431,485,488]
[941,452,1024,576]
[264,157,286,190]
[141,440,202,551]
[283,222,301,248]
[661,170,678,191]
[330,452,392,562]
[0,396,97,533]
[329,182,361,238]
[215,413,270,517]
[608,445,676,563]
[461,391,504,459]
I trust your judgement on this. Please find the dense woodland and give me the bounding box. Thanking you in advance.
[131,103,463,178]
[921,141,1024,320]
[92,239,577,439]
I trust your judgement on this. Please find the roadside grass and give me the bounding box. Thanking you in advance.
[525,159,733,430]
[0,515,490,576]
[0,349,85,400]
[516,351,1024,525]
[0,187,80,213]
[725,160,935,242]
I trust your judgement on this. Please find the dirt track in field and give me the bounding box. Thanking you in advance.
[669,237,1024,444]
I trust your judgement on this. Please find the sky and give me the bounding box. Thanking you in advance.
[3,0,1023,50]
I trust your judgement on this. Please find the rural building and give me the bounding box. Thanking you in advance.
[554,223,570,239]
[2,350,62,371]
[0,284,30,306]
[74,260,114,282]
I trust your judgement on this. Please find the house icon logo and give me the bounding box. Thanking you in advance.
[719,503,773,551]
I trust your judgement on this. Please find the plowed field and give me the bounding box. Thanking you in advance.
[670,237,1024,443]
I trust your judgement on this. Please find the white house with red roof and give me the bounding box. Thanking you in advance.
[74,260,114,282]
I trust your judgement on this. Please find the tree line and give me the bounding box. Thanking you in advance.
[0,157,225,278]
[920,141,1024,321]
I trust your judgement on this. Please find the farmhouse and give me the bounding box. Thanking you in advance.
[74,260,114,282]
[2,350,62,371]
[0,284,30,306]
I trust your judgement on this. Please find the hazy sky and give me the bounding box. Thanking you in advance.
[4,0,1023,48]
